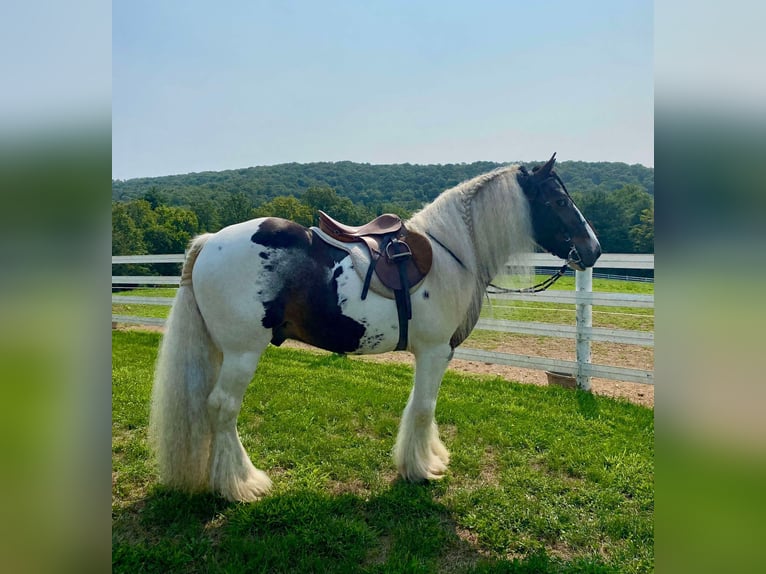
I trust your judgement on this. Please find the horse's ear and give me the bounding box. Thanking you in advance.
[538,153,557,177]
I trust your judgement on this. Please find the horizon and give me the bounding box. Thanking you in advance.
[112,157,653,183]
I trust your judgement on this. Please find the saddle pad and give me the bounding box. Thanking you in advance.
[311,227,428,300]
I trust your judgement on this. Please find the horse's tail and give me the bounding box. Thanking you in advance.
[149,233,221,492]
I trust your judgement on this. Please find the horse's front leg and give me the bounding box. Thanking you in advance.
[394,343,452,481]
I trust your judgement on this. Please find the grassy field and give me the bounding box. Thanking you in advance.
[112,330,654,573]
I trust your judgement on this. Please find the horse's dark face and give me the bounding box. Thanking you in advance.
[517,154,601,270]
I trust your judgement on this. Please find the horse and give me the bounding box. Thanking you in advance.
[149,154,601,502]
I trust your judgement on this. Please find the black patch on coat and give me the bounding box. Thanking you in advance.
[251,218,310,249]
[258,222,365,353]
[259,251,270,259]
[262,298,285,331]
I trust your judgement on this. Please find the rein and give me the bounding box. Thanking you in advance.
[486,246,581,294]
[486,262,568,294]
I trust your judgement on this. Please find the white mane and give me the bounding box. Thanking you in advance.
[406,165,534,346]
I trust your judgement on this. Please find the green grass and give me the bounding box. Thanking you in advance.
[112,287,176,319]
[113,331,653,573]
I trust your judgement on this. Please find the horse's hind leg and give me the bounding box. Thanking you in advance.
[394,343,452,482]
[207,348,272,502]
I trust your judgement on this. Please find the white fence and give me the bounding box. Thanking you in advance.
[113,253,654,387]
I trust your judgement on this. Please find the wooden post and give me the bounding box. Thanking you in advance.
[575,268,592,391]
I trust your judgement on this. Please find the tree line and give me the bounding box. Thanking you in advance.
[113,161,653,274]
[113,160,652,209]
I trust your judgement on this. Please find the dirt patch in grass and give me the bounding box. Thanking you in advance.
[440,527,487,572]
[328,478,369,497]
[479,447,501,487]
[364,534,392,568]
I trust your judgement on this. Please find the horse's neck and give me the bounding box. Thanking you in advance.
[407,168,529,348]
[408,167,527,283]
[408,188,478,270]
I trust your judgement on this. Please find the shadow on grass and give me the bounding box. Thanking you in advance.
[112,480,614,574]
[575,389,601,420]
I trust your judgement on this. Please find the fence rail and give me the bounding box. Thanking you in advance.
[113,253,654,387]
[112,254,186,264]
[475,318,653,347]
[489,290,653,308]
[523,253,654,269]
[452,348,654,386]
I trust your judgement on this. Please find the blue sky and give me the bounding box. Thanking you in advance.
[112,1,652,180]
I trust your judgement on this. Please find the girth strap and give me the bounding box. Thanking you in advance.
[359,235,413,351]
[389,239,413,351]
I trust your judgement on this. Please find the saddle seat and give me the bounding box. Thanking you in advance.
[318,210,403,241]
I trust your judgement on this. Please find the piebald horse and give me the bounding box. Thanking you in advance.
[149,155,601,502]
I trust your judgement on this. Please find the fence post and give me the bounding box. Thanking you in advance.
[575,267,593,391]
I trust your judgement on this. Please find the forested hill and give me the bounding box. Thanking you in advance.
[112,160,653,212]
[112,160,654,257]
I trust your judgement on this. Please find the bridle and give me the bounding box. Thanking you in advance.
[486,170,583,295]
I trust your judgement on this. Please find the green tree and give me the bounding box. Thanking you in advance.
[142,186,166,209]
[143,206,199,254]
[301,186,342,225]
[378,201,414,220]
[220,192,255,227]
[156,205,199,236]
[125,199,157,231]
[112,202,146,256]
[609,185,653,252]
[629,206,654,253]
[300,185,374,225]
[254,196,313,226]
[189,198,222,232]
[112,201,152,275]
[574,190,625,253]
[574,185,653,253]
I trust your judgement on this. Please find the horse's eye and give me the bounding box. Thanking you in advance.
[556,198,567,207]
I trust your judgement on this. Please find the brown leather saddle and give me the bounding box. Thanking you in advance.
[317,210,433,350]
[318,211,432,293]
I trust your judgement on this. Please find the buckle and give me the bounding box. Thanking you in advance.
[386,239,412,262]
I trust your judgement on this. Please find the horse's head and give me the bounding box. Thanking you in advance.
[517,154,601,270]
